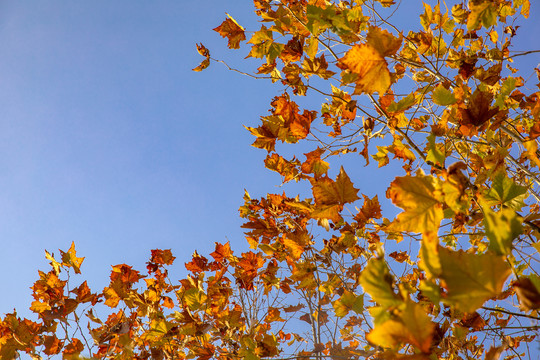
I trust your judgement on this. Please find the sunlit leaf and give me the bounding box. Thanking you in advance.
[367,301,434,353]
[438,247,511,313]
[214,15,246,49]
[359,258,402,307]
[386,174,443,234]
[338,44,391,94]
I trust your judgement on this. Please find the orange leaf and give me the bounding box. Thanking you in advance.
[60,242,84,274]
[366,26,402,57]
[43,335,63,355]
[354,195,382,227]
[214,16,246,49]
[301,147,329,177]
[312,167,360,206]
[338,44,391,94]
[63,338,84,356]
[210,242,233,262]
[150,249,176,266]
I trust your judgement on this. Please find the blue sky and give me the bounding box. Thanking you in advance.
[0,1,538,320]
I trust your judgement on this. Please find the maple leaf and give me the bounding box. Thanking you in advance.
[458,88,498,133]
[209,242,232,262]
[386,174,443,234]
[43,335,63,355]
[311,167,360,222]
[214,15,246,49]
[332,290,364,317]
[312,166,360,205]
[338,44,391,94]
[60,242,84,274]
[301,147,329,177]
[367,301,434,353]
[365,26,402,57]
[438,247,511,313]
[149,249,176,266]
[359,257,402,307]
[354,195,382,228]
[467,1,497,30]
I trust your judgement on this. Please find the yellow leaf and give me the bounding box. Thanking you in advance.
[386,174,443,234]
[366,26,402,57]
[367,301,434,353]
[419,232,441,278]
[438,247,511,313]
[60,242,85,274]
[30,300,51,313]
[45,250,62,275]
[467,1,497,31]
[338,44,391,94]
[359,258,402,307]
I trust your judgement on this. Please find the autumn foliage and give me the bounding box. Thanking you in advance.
[2,0,540,359]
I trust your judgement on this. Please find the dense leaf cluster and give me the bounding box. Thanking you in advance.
[2,1,540,359]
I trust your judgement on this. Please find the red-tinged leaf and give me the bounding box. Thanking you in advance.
[103,287,121,308]
[311,204,343,223]
[280,37,303,63]
[338,44,391,94]
[150,249,176,266]
[299,313,312,324]
[289,109,316,139]
[210,242,232,262]
[162,296,175,309]
[282,235,305,260]
[71,281,95,303]
[185,251,209,273]
[354,195,382,227]
[265,153,302,182]
[110,264,144,284]
[301,147,329,177]
[43,335,63,355]
[245,122,278,152]
[513,277,540,311]
[458,88,498,130]
[283,304,304,313]
[388,250,409,263]
[460,312,486,331]
[214,16,246,49]
[264,307,285,322]
[63,338,84,357]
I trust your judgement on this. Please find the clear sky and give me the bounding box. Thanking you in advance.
[0,1,538,320]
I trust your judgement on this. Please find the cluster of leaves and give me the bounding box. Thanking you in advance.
[3,0,540,359]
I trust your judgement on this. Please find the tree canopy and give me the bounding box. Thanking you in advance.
[2,0,540,359]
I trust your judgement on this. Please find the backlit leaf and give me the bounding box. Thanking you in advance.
[359,258,402,307]
[214,15,246,49]
[60,242,84,274]
[338,44,391,94]
[366,26,402,57]
[484,207,522,256]
[386,174,443,234]
[332,290,364,317]
[432,84,457,106]
[438,247,511,313]
[367,301,434,353]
